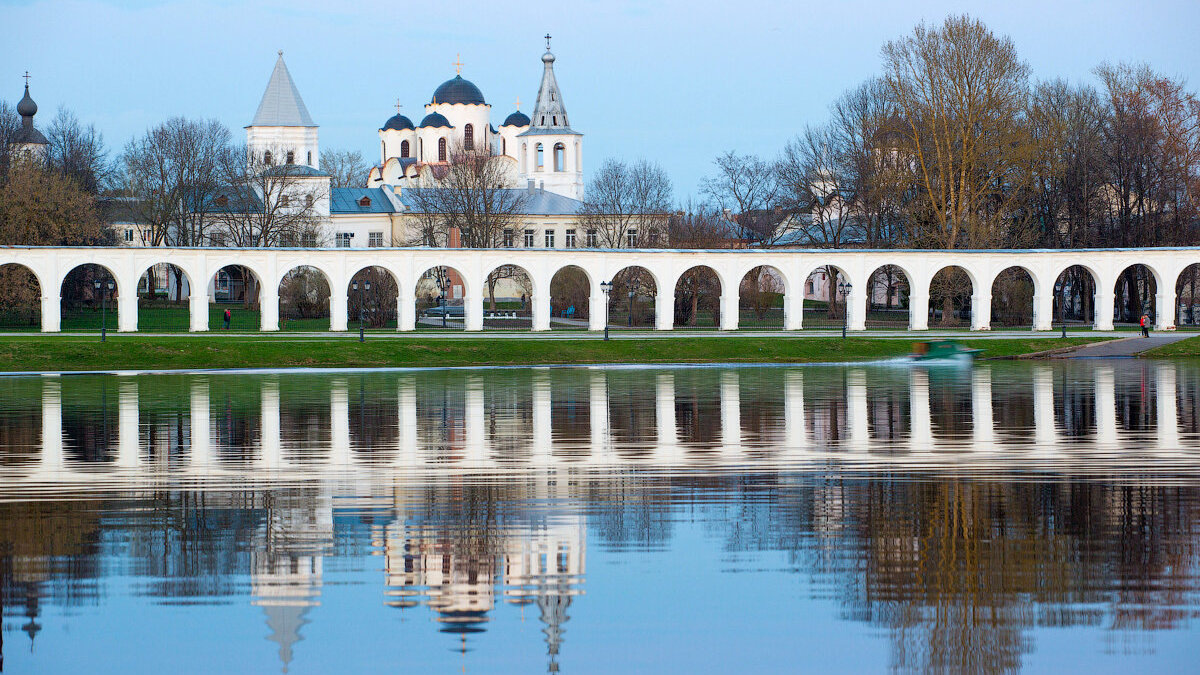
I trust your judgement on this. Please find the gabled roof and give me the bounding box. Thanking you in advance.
[250,53,316,127]
[331,187,398,214]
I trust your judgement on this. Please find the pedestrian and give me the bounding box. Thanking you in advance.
[1140,313,1149,338]
[224,308,231,330]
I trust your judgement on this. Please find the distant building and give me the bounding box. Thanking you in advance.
[9,77,49,162]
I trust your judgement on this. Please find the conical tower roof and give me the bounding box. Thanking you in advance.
[525,37,578,135]
[250,52,316,127]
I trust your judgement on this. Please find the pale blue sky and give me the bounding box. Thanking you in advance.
[3,0,1198,198]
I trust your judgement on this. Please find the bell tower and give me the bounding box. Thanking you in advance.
[517,36,583,200]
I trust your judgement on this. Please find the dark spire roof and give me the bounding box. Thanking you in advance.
[502,109,530,127]
[431,75,486,106]
[382,113,414,131]
[13,80,48,146]
[419,111,452,128]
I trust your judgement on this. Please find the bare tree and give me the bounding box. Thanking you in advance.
[700,151,780,241]
[0,101,24,181]
[579,158,673,247]
[322,149,370,189]
[881,14,1035,250]
[46,107,109,194]
[830,78,907,247]
[211,144,328,248]
[406,143,529,308]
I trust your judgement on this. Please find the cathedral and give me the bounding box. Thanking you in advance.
[367,36,583,201]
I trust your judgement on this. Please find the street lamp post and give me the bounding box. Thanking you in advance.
[1056,281,1070,339]
[435,269,449,330]
[353,279,371,342]
[628,289,635,328]
[838,280,852,339]
[600,281,612,341]
[94,278,114,342]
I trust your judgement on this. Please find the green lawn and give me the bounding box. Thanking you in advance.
[0,335,1109,372]
[1142,336,1200,357]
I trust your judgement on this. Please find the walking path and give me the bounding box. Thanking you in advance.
[1065,332,1195,358]
[0,329,1157,340]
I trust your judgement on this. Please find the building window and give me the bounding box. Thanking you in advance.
[554,143,565,172]
[286,150,295,164]
[368,232,383,248]
[124,228,134,243]
[626,228,638,247]
[565,229,576,248]
[536,143,543,170]
[524,229,535,247]
[358,196,372,207]
[302,233,317,248]
[438,137,447,162]
[307,151,312,165]
[586,229,597,247]
[545,230,555,248]
[336,233,352,248]
[502,138,506,155]
[305,194,313,207]
[264,151,273,166]
[279,195,289,207]
[503,229,514,248]
[464,123,474,150]
[211,232,226,247]
[552,115,557,125]
[401,140,410,158]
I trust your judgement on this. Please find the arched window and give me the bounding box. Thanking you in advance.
[307,151,312,165]
[381,141,385,161]
[438,137,447,162]
[554,143,565,172]
[419,138,424,160]
[264,151,273,166]
[464,124,474,150]
[305,194,314,207]
[575,142,581,171]
[502,138,506,155]
[521,143,527,172]
[401,140,410,158]
[536,143,544,170]
[552,115,557,126]
[286,150,295,164]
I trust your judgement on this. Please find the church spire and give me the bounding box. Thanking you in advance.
[529,36,571,130]
[250,52,316,127]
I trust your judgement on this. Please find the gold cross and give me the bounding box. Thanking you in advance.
[395,99,403,114]
[514,96,521,109]
[453,53,463,75]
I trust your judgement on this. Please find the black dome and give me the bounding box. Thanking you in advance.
[17,85,37,117]
[419,111,451,128]
[382,113,414,131]
[502,110,530,127]
[431,75,485,105]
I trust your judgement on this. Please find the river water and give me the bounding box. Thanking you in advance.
[0,360,1197,673]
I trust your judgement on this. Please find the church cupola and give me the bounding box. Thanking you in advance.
[516,36,583,200]
[11,74,49,161]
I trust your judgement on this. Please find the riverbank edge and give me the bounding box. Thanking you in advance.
[1140,335,1200,358]
[0,335,1115,374]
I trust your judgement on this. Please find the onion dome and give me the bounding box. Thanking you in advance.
[382,113,414,131]
[17,83,37,117]
[419,111,451,128]
[430,75,485,105]
[502,110,530,127]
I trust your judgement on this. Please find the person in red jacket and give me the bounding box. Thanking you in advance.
[1140,313,1150,337]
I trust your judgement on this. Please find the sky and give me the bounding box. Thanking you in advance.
[3,0,1199,199]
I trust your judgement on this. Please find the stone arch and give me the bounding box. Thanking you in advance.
[801,263,852,329]
[1175,263,1200,328]
[482,263,534,329]
[609,265,659,329]
[59,262,121,332]
[347,266,399,330]
[549,264,590,329]
[737,265,787,329]
[415,265,469,330]
[1114,263,1159,326]
[0,262,42,330]
[674,264,722,328]
[990,266,1036,328]
[278,265,331,331]
[928,265,974,328]
[136,262,194,332]
[1051,264,1099,329]
[865,264,911,329]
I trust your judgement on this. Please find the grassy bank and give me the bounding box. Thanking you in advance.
[1141,336,1200,357]
[0,335,1109,373]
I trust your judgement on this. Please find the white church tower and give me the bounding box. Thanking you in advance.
[517,36,583,200]
[246,51,320,170]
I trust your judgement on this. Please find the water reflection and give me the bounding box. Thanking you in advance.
[0,361,1198,672]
